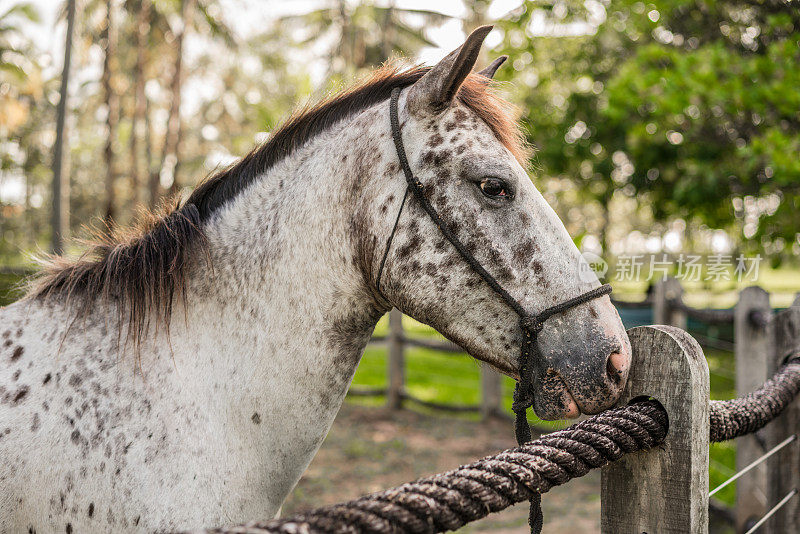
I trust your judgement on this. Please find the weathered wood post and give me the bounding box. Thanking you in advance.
[601,325,710,533]
[766,293,800,531]
[734,286,772,532]
[653,276,687,329]
[387,308,405,410]
[480,367,502,419]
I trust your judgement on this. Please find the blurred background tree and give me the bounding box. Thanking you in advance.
[277,0,450,82]
[0,0,797,271]
[0,1,48,258]
[493,0,799,263]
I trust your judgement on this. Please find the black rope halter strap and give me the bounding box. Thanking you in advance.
[378,87,612,533]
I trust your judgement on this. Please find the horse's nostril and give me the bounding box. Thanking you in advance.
[606,351,626,385]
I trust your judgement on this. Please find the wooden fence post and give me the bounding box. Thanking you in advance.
[480,367,502,419]
[653,276,687,329]
[766,293,800,531]
[734,286,772,532]
[601,325,709,533]
[387,308,405,410]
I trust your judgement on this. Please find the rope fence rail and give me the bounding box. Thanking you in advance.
[188,400,669,534]
[187,321,800,534]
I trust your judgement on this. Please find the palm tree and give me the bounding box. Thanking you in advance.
[279,1,451,80]
[153,0,234,202]
[52,0,75,254]
[0,2,43,254]
[161,0,196,198]
[129,0,149,208]
[102,0,119,224]
[0,2,40,81]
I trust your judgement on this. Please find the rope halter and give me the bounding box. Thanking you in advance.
[377,86,612,534]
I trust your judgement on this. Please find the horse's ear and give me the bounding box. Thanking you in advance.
[407,25,493,114]
[478,55,507,80]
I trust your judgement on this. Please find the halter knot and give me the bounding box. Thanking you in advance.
[520,315,543,337]
[511,382,535,412]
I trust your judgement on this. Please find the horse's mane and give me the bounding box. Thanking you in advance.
[27,62,528,341]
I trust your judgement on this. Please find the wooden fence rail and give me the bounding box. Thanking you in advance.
[364,279,792,412]
[361,307,505,417]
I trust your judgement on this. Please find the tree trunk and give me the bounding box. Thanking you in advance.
[381,2,395,61]
[102,0,119,225]
[600,198,609,256]
[51,0,76,254]
[163,0,195,197]
[130,0,149,209]
[146,95,160,208]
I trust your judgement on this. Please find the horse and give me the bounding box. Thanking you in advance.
[0,26,630,532]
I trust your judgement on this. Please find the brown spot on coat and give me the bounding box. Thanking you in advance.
[513,241,535,267]
[251,412,261,424]
[396,234,422,259]
[31,413,40,432]
[428,133,444,147]
[12,386,29,404]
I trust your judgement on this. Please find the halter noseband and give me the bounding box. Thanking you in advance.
[377,87,612,532]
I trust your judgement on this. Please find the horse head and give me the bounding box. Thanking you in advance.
[369,27,630,420]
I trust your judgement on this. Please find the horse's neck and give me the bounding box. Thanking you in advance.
[170,109,389,475]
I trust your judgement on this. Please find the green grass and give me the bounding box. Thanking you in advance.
[705,346,737,506]
[0,272,28,306]
[611,265,800,308]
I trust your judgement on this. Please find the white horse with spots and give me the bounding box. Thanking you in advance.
[0,27,630,533]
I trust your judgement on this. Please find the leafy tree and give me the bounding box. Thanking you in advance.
[494,0,800,261]
[0,2,43,138]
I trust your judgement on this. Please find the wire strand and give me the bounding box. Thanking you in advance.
[709,434,796,497]
[744,488,798,534]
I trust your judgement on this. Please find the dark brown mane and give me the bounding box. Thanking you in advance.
[28,62,529,341]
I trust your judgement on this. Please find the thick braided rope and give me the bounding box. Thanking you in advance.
[187,357,800,534]
[710,357,800,442]
[187,400,667,534]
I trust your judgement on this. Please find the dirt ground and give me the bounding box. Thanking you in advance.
[282,403,601,533]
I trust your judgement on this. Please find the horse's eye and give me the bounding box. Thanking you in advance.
[479,178,510,199]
